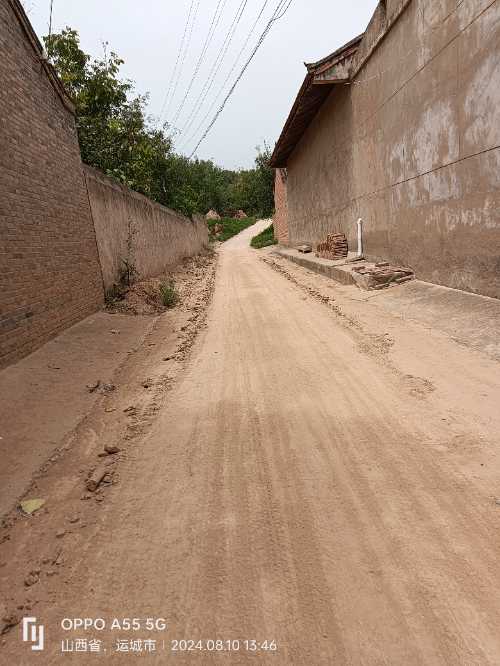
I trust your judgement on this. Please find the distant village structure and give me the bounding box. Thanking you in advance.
[271,0,500,299]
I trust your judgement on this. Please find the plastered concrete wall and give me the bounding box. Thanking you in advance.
[286,0,500,298]
[273,169,289,244]
[84,166,209,291]
[0,0,104,368]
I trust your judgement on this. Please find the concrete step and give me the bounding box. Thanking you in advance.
[275,248,362,285]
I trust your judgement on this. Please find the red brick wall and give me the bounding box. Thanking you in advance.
[0,0,104,368]
[273,168,289,245]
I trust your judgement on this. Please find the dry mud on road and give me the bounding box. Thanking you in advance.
[2,220,500,665]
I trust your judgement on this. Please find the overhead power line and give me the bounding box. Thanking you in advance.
[188,0,294,158]
[168,0,201,123]
[170,0,229,126]
[159,0,197,124]
[177,0,249,139]
[48,0,54,40]
[180,0,270,151]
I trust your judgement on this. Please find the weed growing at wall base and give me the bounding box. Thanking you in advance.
[159,280,180,308]
[119,219,139,287]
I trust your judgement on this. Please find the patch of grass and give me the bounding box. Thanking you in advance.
[159,280,179,308]
[250,223,276,249]
[207,216,256,242]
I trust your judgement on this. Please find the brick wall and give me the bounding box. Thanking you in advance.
[273,169,289,245]
[0,0,104,368]
[84,166,209,292]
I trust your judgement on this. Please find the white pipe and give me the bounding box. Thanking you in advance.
[356,218,364,257]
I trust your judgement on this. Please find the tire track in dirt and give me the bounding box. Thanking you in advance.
[2,223,500,664]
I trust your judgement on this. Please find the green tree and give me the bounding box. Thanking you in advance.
[45,29,172,200]
[254,142,275,217]
[228,143,275,218]
[44,28,275,219]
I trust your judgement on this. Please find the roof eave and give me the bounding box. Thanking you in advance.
[270,72,314,168]
[305,33,364,71]
[270,35,363,169]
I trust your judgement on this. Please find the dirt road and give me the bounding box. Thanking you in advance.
[3,220,500,664]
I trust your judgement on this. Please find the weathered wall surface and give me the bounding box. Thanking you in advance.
[286,0,500,297]
[0,0,104,368]
[84,166,209,291]
[273,169,289,244]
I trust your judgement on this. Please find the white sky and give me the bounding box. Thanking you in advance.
[24,0,377,169]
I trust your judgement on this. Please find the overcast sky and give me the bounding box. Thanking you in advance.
[24,0,377,169]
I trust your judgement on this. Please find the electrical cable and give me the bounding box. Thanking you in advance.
[171,0,200,122]
[188,0,293,158]
[180,0,270,151]
[158,0,196,123]
[48,0,54,39]
[177,0,248,137]
[170,0,229,125]
[168,0,201,125]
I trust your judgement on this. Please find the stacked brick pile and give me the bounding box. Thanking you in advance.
[315,233,348,260]
[351,262,414,290]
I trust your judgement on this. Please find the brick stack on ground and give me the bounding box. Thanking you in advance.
[315,233,348,261]
[351,262,414,291]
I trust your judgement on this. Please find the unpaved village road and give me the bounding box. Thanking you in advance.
[3,219,500,665]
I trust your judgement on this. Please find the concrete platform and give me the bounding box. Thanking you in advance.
[276,247,368,285]
[0,312,154,517]
[270,246,500,362]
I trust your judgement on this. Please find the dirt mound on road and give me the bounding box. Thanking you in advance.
[107,251,215,316]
